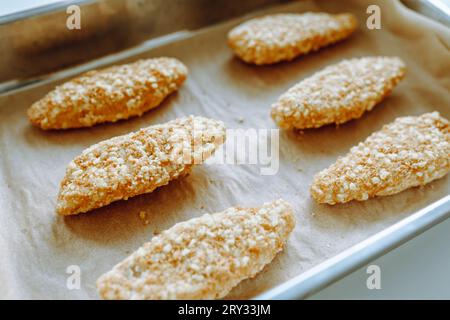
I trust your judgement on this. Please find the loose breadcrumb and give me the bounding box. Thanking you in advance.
[28,57,188,129]
[311,112,450,204]
[228,12,357,65]
[96,199,295,300]
[139,211,149,225]
[56,116,226,215]
[271,56,406,129]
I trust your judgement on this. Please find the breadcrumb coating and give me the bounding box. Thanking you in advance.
[311,112,450,204]
[271,56,406,129]
[56,116,226,215]
[28,57,188,129]
[96,199,295,300]
[228,12,357,65]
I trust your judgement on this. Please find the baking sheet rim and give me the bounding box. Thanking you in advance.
[256,195,450,299]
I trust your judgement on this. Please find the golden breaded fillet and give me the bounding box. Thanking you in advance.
[56,116,225,215]
[311,112,450,204]
[227,12,357,65]
[28,57,188,129]
[271,57,406,129]
[96,199,295,300]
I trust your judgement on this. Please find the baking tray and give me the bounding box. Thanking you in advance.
[0,0,449,300]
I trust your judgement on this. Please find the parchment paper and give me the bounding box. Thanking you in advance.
[0,0,449,299]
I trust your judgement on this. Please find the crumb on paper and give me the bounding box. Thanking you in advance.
[139,211,150,225]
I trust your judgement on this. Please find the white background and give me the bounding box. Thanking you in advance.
[311,218,450,299]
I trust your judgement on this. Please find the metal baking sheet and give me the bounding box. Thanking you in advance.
[0,0,449,299]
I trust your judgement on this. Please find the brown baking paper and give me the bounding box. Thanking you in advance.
[0,0,449,299]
